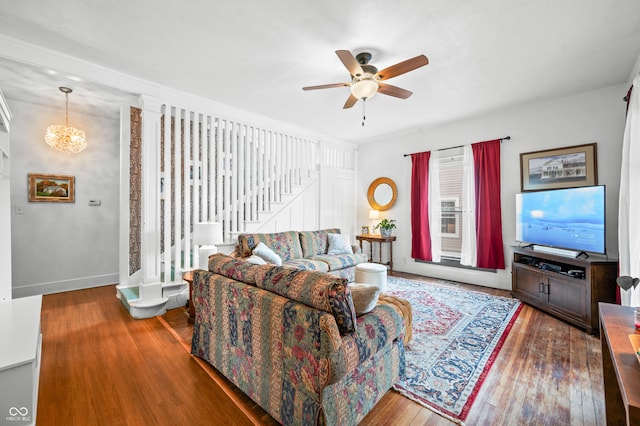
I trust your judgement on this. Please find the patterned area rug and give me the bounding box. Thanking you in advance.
[386,276,522,425]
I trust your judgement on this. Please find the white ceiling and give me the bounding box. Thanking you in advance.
[0,0,638,144]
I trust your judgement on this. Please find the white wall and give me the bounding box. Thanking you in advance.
[358,84,627,290]
[9,98,120,297]
[629,54,640,85]
[319,166,357,239]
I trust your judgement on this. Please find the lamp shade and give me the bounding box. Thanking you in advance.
[350,79,378,100]
[369,209,380,220]
[193,222,223,246]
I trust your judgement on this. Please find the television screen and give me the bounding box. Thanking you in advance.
[516,185,605,254]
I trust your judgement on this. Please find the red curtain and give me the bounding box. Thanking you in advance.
[472,140,505,269]
[410,151,432,261]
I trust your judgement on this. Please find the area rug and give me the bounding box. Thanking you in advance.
[386,276,522,425]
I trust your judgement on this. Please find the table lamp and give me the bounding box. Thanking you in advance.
[193,222,224,269]
[369,209,380,233]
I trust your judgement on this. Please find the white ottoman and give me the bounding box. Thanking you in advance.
[355,263,388,292]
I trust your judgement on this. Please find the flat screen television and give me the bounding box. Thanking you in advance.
[515,185,606,255]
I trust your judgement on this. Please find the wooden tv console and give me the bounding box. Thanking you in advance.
[511,246,617,334]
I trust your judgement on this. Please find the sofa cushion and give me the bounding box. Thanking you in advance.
[253,242,283,265]
[255,266,357,335]
[246,254,267,265]
[349,283,380,316]
[327,233,353,255]
[237,231,303,261]
[326,267,356,283]
[299,228,340,258]
[283,258,330,272]
[207,253,267,285]
[309,253,369,271]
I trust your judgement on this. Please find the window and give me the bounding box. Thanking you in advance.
[410,140,504,270]
[439,147,464,259]
[441,198,459,236]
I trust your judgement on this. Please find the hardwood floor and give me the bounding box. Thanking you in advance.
[37,286,259,426]
[37,273,606,425]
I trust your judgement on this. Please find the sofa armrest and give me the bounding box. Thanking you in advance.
[332,304,405,376]
[228,246,243,258]
[378,294,412,345]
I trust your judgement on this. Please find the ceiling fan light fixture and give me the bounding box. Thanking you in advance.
[350,79,378,100]
[44,87,87,153]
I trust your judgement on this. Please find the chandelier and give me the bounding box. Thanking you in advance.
[44,87,87,153]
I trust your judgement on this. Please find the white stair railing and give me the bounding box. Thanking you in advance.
[156,106,319,284]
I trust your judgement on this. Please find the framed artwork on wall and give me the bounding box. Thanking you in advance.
[28,173,75,202]
[520,143,597,192]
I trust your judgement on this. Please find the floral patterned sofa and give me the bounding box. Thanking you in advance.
[191,254,406,425]
[234,228,368,282]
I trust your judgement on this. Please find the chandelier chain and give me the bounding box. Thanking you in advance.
[65,92,69,127]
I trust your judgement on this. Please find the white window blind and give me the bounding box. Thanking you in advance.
[439,147,465,258]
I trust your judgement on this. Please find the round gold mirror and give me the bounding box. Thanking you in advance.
[367,177,397,211]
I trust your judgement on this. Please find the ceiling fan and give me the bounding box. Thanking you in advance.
[303,50,429,109]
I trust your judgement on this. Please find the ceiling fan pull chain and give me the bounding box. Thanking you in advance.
[362,98,366,126]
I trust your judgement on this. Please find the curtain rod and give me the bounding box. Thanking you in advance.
[402,136,511,157]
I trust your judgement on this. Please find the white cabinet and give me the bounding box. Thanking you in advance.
[0,295,42,426]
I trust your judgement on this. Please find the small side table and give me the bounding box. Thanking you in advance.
[183,270,195,324]
[356,234,396,271]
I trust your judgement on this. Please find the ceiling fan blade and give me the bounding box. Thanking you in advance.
[335,50,364,76]
[376,55,429,81]
[343,94,358,109]
[302,83,349,91]
[378,83,413,99]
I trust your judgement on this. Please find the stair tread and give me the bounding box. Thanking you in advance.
[162,281,189,289]
[129,297,169,308]
[118,286,139,302]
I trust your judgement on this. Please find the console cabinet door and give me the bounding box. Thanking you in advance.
[545,275,587,323]
[513,265,543,303]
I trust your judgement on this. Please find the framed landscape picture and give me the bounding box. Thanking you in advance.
[520,143,597,192]
[28,173,75,202]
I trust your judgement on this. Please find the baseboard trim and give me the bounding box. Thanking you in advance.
[12,273,119,298]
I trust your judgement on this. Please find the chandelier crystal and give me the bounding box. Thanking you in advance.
[44,87,87,153]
